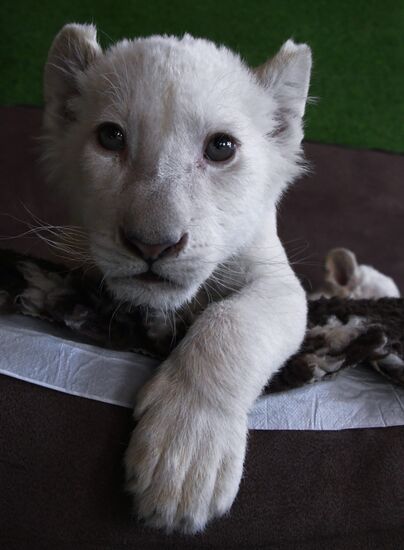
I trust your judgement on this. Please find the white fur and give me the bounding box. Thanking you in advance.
[309,315,366,355]
[310,248,400,300]
[350,265,400,299]
[42,25,311,533]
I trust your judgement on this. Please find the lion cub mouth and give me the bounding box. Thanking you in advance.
[109,269,180,288]
[133,271,170,284]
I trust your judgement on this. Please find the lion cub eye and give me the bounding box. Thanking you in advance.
[204,133,237,162]
[97,123,126,151]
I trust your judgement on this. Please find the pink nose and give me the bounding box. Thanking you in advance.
[120,228,188,262]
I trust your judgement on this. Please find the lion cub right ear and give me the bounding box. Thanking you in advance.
[254,40,312,146]
[44,23,102,121]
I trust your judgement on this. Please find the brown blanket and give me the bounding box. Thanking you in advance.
[1,248,404,391]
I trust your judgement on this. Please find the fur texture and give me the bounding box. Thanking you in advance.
[41,24,311,533]
[311,248,400,300]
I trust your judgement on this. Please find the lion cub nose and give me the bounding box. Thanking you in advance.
[120,228,188,262]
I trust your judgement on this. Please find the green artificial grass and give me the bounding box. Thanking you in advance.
[1,0,403,152]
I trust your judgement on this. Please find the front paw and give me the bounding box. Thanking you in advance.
[124,368,247,534]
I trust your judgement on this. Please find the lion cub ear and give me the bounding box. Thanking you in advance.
[255,40,312,141]
[44,23,102,121]
[325,248,359,289]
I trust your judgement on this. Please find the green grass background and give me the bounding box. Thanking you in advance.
[1,0,403,152]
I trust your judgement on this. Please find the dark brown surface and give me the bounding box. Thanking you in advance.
[278,143,404,293]
[1,375,404,550]
[1,106,404,549]
[0,106,64,258]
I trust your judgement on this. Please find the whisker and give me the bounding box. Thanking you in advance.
[108,299,125,341]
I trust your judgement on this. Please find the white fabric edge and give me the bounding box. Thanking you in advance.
[1,314,404,430]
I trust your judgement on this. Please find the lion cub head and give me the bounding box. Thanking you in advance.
[42,24,311,310]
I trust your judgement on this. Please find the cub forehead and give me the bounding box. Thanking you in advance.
[111,34,246,78]
[87,34,255,101]
[80,34,268,133]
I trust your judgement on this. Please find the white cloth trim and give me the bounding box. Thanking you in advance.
[1,315,404,431]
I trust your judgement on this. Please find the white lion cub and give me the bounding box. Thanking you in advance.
[42,24,311,533]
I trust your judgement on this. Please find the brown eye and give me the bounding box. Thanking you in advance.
[204,133,237,162]
[97,123,125,151]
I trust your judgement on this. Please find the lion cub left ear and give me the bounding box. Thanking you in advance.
[255,40,312,140]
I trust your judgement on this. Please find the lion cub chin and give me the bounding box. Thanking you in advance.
[42,24,311,533]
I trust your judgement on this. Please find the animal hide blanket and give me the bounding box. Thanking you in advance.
[0,249,403,393]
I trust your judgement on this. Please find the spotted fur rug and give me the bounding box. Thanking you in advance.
[0,249,403,393]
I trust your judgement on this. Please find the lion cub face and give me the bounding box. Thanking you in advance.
[42,25,310,310]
